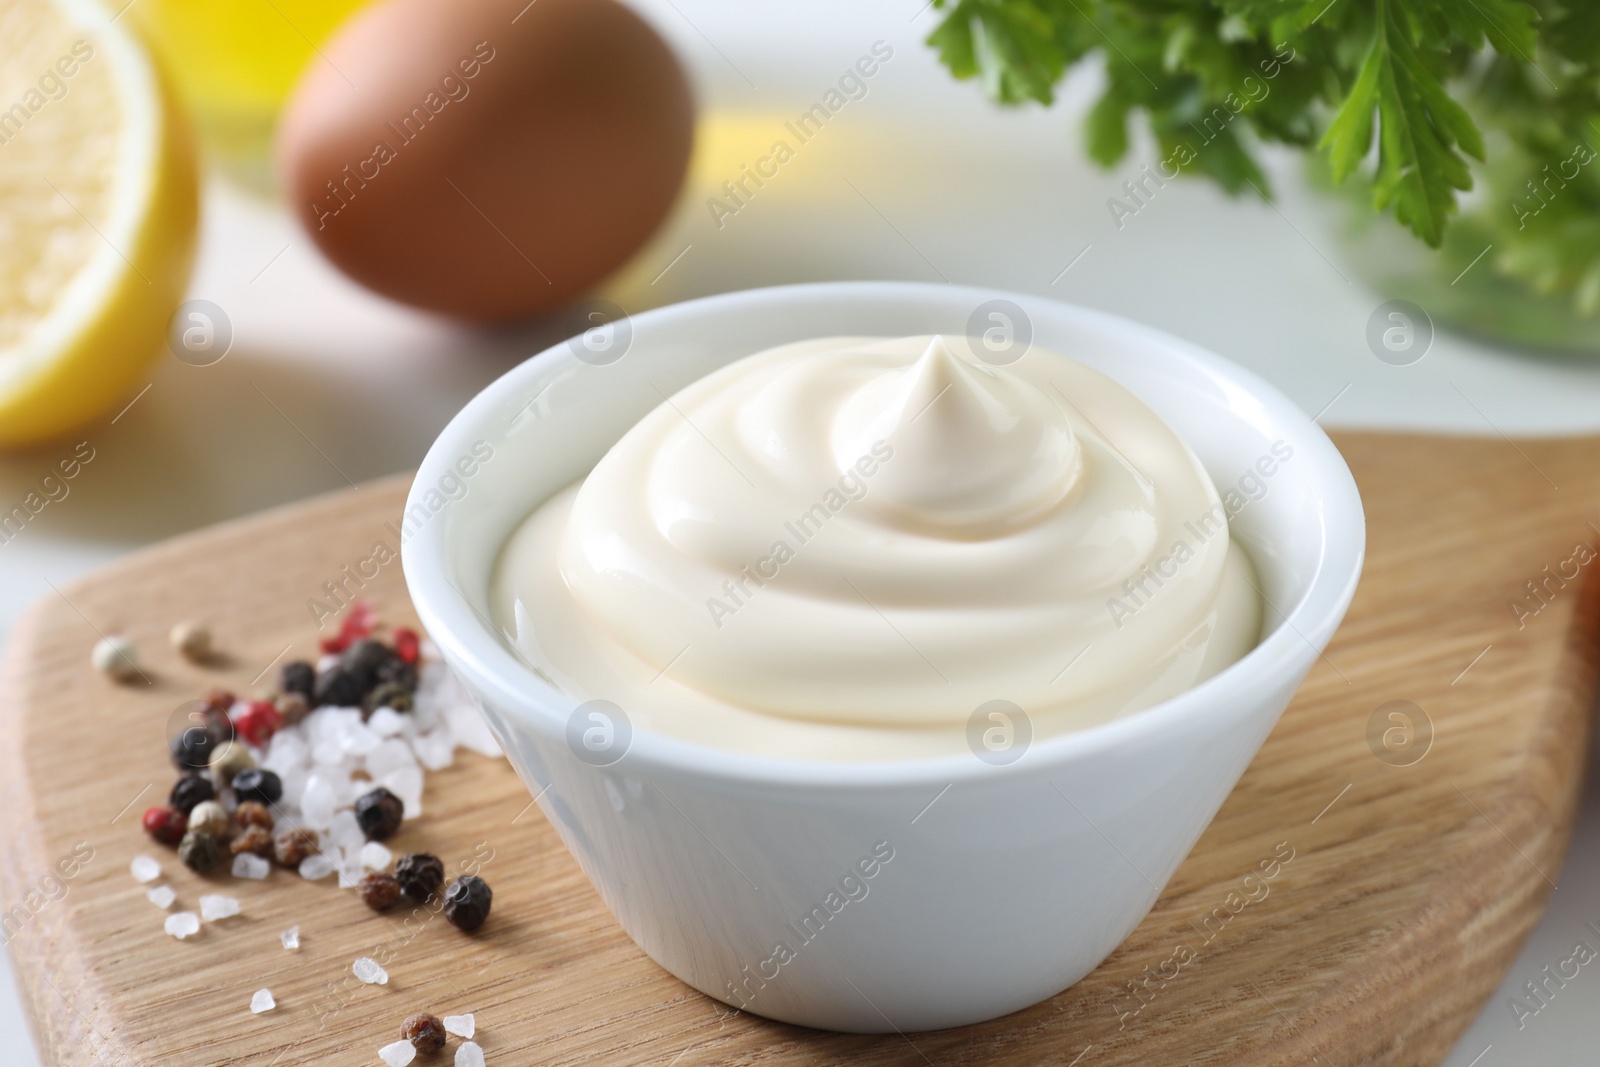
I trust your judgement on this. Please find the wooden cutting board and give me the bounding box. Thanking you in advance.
[2,430,1596,1067]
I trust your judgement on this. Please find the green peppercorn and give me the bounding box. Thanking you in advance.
[178,830,224,872]
[207,740,254,787]
[187,800,230,840]
[362,681,414,718]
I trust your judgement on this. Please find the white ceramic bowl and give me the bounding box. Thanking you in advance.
[402,282,1365,1033]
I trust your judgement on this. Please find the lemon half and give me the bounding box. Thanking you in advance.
[0,0,197,448]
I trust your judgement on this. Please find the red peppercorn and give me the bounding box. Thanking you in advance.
[319,603,376,654]
[141,806,187,847]
[392,627,420,665]
[234,699,282,746]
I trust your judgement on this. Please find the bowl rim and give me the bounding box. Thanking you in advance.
[402,280,1366,789]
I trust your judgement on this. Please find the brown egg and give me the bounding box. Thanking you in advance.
[277,0,694,321]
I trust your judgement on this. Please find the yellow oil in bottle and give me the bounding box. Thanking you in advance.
[129,0,367,189]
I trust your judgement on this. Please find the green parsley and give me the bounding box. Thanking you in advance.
[928,0,1600,318]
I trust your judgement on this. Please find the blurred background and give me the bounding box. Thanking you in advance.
[3,0,1600,1062]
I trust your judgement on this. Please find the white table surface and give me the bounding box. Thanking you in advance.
[4,2,1599,1062]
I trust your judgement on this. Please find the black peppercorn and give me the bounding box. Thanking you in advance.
[168,726,217,771]
[402,1013,446,1053]
[342,639,389,687]
[393,853,444,902]
[279,660,315,700]
[362,681,414,718]
[168,772,215,815]
[312,665,363,709]
[354,787,404,840]
[442,875,492,931]
[178,830,224,872]
[231,768,283,806]
[358,872,402,911]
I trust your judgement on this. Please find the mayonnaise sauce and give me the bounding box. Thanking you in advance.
[491,335,1260,761]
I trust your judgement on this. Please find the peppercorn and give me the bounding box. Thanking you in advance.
[169,727,217,772]
[91,634,141,681]
[169,621,213,662]
[230,825,275,858]
[234,800,274,831]
[234,700,282,747]
[442,875,492,931]
[202,688,236,714]
[141,806,187,846]
[232,768,283,806]
[354,787,404,840]
[275,691,310,726]
[168,772,215,815]
[393,853,445,903]
[274,827,319,868]
[362,681,414,719]
[401,1013,446,1053]
[187,800,230,840]
[313,664,363,708]
[375,653,418,693]
[178,830,224,872]
[358,872,402,911]
[391,627,421,665]
[279,660,315,700]
[207,739,254,787]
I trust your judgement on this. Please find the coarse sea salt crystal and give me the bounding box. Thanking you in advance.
[313,739,347,765]
[411,729,454,772]
[367,738,418,780]
[199,894,241,922]
[360,842,392,870]
[383,766,425,820]
[367,706,407,738]
[300,853,336,881]
[250,989,275,1014]
[146,885,176,910]
[164,912,200,939]
[379,1040,416,1067]
[455,1041,485,1067]
[281,926,300,950]
[299,776,338,829]
[443,1014,474,1039]
[353,957,388,985]
[233,853,271,880]
[329,809,365,851]
[342,721,382,757]
[130,856,161,883]
[337,860,365,889]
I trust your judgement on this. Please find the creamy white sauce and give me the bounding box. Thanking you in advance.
[492,336,1261,761]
